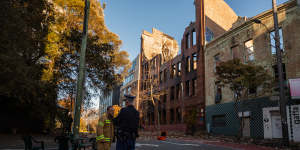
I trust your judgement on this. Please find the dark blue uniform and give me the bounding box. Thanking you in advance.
[114,105,139,150]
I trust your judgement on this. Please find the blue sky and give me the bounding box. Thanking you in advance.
[102,0,289,61]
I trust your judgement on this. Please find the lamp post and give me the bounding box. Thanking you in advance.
[272,0,289,145]
[252,0,289,146]
[73,0,90,140]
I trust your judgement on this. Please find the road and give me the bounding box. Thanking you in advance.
[0,138,236,150]
[111,138,236,150]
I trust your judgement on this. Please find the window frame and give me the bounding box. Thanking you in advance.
[186,56,191,73]
[270,28,284,55]
[192,53,197,71]
[244,39,255,62]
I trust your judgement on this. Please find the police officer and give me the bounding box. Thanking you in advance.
[97,106,114,150]
[114,95,139,150]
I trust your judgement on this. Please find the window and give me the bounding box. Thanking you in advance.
[170,109,175,124]
[205,27,214,43]
[212,115,226,127]
[185,80,190,96]
[249,87,256,95]
[159,71,163,83]
[162,109,166,124]
[192,78,197,96]
[186,33,190,49]
[273,63,287,80]
[176,84,180,99]
[270,28,284,55]
[186,56,191,72]
[170,86,175,100]
[245,40,254,62]
[176,107,182,123]
[215,84,222,104]
[128,87,132,94]
[171,64,176,78]
[192,30,196,46]
[151,112,155,125]
[177,62,182,77]
[192,53,197,70]
[163,94,167,103]
[214,54,221,72]
[163,70,167,82]
[231,46,239,59]
[128,59,136,73]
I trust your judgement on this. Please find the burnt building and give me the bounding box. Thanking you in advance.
[138,0,239,133]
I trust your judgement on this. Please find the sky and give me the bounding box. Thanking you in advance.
[102,0,289,61]
[93,0,289,108]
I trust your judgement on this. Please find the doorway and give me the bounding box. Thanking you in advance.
[270,111,282,138]
[242,117,250,137]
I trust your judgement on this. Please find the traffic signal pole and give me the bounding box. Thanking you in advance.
[73,0,90,139]
[272,0,289,146]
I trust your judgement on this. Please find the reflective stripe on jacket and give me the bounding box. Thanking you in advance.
[97,113,114,143]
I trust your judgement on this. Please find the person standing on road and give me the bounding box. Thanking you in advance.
[97,106,114,150]
[114,95,140,150]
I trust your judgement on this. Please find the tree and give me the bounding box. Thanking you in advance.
[45,0,130,109]
[0,0,57,133]
[140,53,173,132]
[0,0,129,133]
[184,108,198,135]
[215,59,271,138]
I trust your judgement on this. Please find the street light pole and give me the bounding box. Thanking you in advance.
[73,0,90,139]
[272,0,289,145]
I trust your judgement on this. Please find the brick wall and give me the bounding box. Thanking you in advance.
[204,1,300,107]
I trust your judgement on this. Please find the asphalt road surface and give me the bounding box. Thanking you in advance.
[111,139,236,150]
[0,138,236,150]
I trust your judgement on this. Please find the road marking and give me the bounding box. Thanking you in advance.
[136,143,159,147]
[161,141,201,147]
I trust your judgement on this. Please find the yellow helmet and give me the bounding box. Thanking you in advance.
[112,105,121,118]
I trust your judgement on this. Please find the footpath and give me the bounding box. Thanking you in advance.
[139,131,300,150]
[0,134,57,150]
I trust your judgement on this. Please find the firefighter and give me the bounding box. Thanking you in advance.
[115,95,139,150]
[97,106,114,150]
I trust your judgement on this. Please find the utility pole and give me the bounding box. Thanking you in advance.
[73,0,90,139]
[272,0,289,145]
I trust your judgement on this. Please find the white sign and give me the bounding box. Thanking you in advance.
[287,105,300,142]
[289,78,300,99]
[238,111,251,117]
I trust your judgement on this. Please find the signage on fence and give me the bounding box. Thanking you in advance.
[289,78,300,99]
[287,105,300,142]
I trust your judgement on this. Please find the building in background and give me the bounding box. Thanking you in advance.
[204,0,300,140]
[99,92,113,116]
[99,85,122,115]
[120,54,141,108]
[112,85,122,106]
[138,0,241,133]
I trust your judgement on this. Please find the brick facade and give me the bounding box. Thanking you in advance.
[139,0,239,132]
[205,0,300,106]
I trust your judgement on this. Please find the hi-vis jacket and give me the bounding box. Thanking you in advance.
[96,114,114,143]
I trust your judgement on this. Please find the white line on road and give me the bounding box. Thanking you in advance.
[136,143,159,147]
[161,141,201,147]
